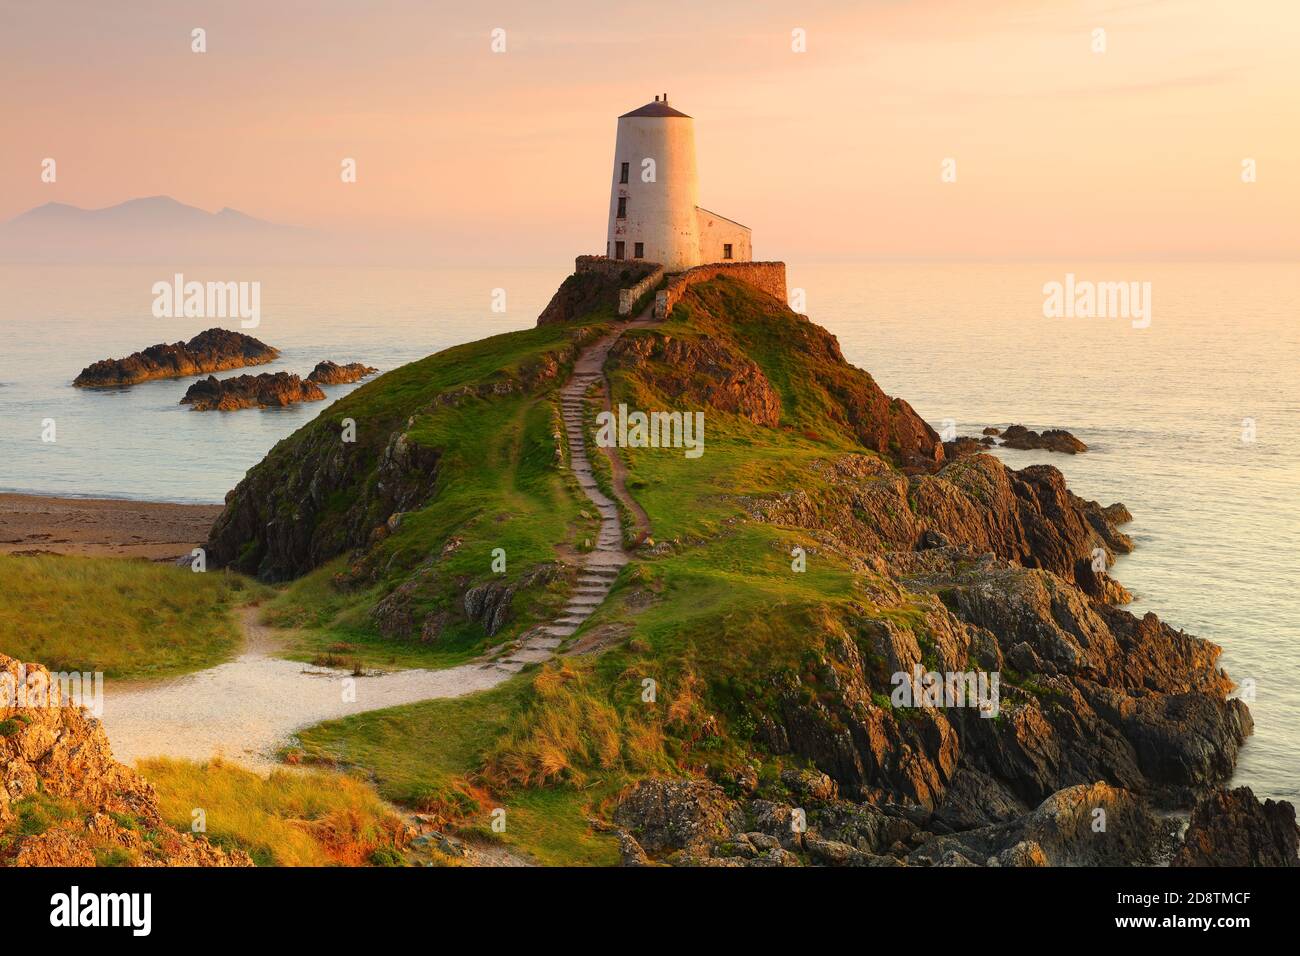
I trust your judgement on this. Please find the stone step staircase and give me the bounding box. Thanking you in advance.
[492,327,633,668]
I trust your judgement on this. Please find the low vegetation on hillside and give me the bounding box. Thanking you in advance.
[0,554,262,679]
[138,758,408,867]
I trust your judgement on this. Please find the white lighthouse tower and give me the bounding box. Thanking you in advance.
[606,95,751,273]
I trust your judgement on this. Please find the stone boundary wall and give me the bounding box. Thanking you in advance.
[654,261,788,319]
[575,254,631,277]
[618,266,666,315]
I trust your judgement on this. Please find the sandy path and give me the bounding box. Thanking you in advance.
[101,608,516,770]
[101,317,654,771]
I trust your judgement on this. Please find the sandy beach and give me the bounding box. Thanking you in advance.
[0,492,220,561]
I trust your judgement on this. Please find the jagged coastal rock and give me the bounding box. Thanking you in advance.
[306,360,378,385]
[0,654,250,866]
[73,328,278,387]
[612,776,1295,867]
[948,425,1088,458]
[999,424,1088,454]
[180,371,325,411]
[1173,787,1300,866]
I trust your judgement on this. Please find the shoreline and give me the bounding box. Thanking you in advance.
[0,492,220,561]
[0,486,223,507]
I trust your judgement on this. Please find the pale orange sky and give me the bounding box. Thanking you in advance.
[2,0,1296,262]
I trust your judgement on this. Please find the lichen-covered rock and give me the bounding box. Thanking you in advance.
[612,779,744,856]
[0,655,251,867]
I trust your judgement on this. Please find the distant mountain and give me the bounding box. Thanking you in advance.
[0,196,320,263]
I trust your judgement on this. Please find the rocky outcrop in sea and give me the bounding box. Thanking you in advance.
[180,371,325,411]
[306,360,377,385]
[73,328,278,387]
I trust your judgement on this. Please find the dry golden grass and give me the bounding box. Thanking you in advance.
[137,757,406,867]
[482,659,680,789]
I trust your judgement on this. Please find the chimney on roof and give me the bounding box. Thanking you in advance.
[663,93,668,102]
[654,95,660,101]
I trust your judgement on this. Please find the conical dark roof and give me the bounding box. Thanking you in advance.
[619,99,692,119]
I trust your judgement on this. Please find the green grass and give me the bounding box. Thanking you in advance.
[247,320,611,669]
[0,554,267,679]
[460,786,621,867]
[294,675,530,812]
[292,675,620,865]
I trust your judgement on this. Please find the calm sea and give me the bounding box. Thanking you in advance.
[1,261,1296,802]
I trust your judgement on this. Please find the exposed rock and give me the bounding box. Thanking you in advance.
[612,778,744,855]
[751,547,1248,820]
[999,424,1088,454]
[910,782,1178,867]
[537,260,659,325]
[617,830,651,866]
[611,332,782,427]
[933,768,1029,830]
[1173,787,1299,866]
[181,372,325,411]
[993,840,1048,867]
[306,360,378,385]
[608,281,943,469]
[462,564,567,637]
[780,767,838,803]
[74,328,278,387]
[943,436,996,459]
[740,452,1133,599]
[645,781,1182,867]
[0,654,251,867]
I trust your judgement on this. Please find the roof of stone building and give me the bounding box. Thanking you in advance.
[620,99,692,119]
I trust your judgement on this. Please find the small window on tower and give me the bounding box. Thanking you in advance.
[634,242,644,259]
[723,243,734,260]
[620,162,629,184]
[615,241,625,260]
[617,197,627,219]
